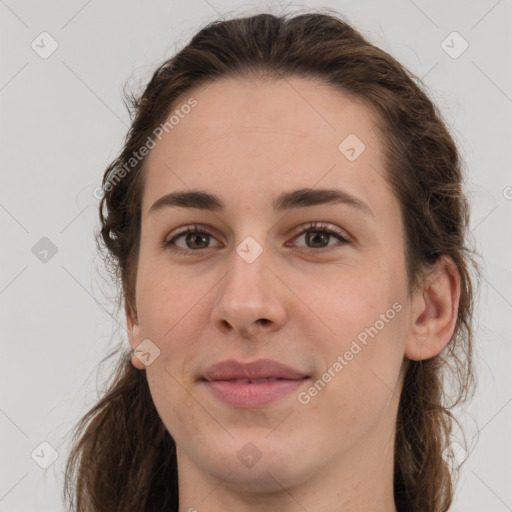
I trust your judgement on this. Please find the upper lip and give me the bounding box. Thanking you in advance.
[202,359,308,381]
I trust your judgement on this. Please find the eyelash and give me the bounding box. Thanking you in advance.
[162,222,350,256]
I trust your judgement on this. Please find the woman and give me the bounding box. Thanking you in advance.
[64,9,478,512]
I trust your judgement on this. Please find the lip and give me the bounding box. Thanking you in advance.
[202,358,308,381]
[200,358,310,408]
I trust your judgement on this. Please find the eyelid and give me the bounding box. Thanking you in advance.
[288,221,351,244]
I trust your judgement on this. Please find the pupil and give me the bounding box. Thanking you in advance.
[307,231,328,247]
[188,233,208,249]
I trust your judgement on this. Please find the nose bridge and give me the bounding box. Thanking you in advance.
[211,232,287,334]
[228,233,270,297]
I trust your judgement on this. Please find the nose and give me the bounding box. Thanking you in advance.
[210,238,287,339]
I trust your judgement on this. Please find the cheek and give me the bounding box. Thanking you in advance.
[297,316,405,448]
[302,265,406,409]
[136,266,211,405]
[298,259,399,344]
[146,360,209,446]
[136,259,212,342]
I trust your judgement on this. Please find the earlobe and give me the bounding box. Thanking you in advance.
[405,256,461,361]
[126,304,145,370]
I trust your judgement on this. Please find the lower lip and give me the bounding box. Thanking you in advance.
[202,378,309,408]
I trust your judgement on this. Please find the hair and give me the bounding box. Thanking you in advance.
[63,9,480,512]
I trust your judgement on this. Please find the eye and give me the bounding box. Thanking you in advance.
[162,222,350,255]
[287,222,350,251]
[163,223,222,255]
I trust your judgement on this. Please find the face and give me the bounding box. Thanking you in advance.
[128,77,413,493]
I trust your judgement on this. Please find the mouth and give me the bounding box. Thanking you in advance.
[214,377,299,383]
[200,359,310,408]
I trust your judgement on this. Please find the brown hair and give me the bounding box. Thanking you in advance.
[63,9,479,512]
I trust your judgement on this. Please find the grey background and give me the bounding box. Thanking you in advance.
[1,0,511,510]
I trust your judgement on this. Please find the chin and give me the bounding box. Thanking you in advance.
[194,436,315,494]
[211,461,305,495]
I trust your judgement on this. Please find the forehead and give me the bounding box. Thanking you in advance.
[142,77,394,218]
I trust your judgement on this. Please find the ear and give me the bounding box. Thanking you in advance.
[405,256,461,361]
[126,303,145,370]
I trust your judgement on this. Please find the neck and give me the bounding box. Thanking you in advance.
[177,425,398,512]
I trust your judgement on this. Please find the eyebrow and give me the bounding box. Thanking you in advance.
[148,187,374,217]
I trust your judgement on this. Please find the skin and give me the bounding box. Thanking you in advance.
[126,77,460,512]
